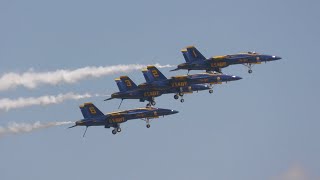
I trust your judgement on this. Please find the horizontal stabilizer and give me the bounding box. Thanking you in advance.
[104,97,113,101]
[68,124,77,129]
[170,68,180,72]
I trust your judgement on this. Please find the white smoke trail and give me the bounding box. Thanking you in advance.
[0,121,73,138]
[0,92,103,111]
[0,63,173,91]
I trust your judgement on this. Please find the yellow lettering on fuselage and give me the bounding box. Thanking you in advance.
[199,78,209,83]
[109,117,125,123]
[144,91,159,97]
[149,116,159,119]
[171,81,188,87]
[211,62,227,67]
[136,113,146,118]
[238,59,249,63]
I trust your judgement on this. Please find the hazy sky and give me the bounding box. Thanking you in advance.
[1,0,319,180]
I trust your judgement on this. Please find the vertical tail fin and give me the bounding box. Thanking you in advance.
[79,103,104,118]
[142,69,155,83]
[115,78,127,92]
[146,66,167,81]
[181,46,206,62]
[119,76,138,90]
[182,50,191,63]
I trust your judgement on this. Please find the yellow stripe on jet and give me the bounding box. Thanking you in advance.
[147,65,156,69]
[79,102,93,108]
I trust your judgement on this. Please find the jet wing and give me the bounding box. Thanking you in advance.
[187,74,213,80]
[171,75,189,80]
[125,109,150,116]
[171,74,210,81]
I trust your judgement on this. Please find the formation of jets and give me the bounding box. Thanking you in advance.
[69,46,281,136]
[106,66,241,106]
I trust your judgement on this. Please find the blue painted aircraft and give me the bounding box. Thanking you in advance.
[105,75,211,107]
[171,46,282,73]
[139,66,242,102]
[68,102,178,136]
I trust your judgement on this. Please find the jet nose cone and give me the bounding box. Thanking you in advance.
[171,110,179,114]
[232,75,242,80]
[272,55,282,60]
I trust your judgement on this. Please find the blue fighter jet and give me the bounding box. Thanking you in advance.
[171,46,282,73]
[105,75,211,108]
[139,66,242,103]
[68,102,178,136]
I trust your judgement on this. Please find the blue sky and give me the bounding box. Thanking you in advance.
[0,0,319,179]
